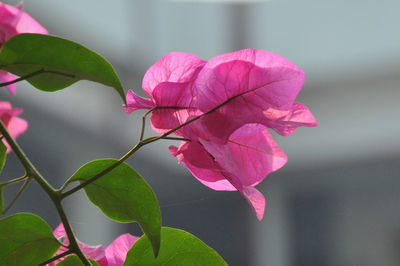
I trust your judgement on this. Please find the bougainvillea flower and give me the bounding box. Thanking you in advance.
[170,124,288,220]
[0,101,27,153]
[0,2,48,94]
[105,233,139,266]
[125,52,206,135]
[48,224,139,266]
[124,49,318,220]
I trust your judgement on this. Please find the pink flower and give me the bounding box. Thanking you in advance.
[0,101,27,153]
[125,49,318,220]
[0,2,48,94]
[48,224,139,266]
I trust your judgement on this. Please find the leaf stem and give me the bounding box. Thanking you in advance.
[1,176,31,215]
[140,107,155,141]
[0,68,75,88]
[0,69,45,87]
[0,174,28,186]
[159,136,191,141]
[0,121,90,265]
[61,141,145,198]
[60,94,237,197]
[0,121,55,194]
[53,200,91,266]
[38,249,73,266]
[142,95,237,146]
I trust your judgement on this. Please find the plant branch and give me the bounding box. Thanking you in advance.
[53,200,91,266]
[142,95,237,146]
[140,107,155,141]
[60,141,145,198]
[38,249,73,266]
[0,121,55,195]
[159,136,191,141]
[0,121,90,265]
[61,95,237,197]
[0,174,27,186]
[1,176,31,215]
[0,68,75,87]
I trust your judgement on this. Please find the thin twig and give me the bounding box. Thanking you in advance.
[0,174,28,186]
[0,69,45,87]
[38,250,73,266]
[0,68,75,88]
[159,136,191,141]
[1,176,31,215]
[140,107,155,141]
[61,95,240,197]
[0,121,91,266]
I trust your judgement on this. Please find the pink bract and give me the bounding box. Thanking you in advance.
[48,224,138,266]
[0,101,27,153]
[105,233,139,266]
[0,2,48,94]
[125,49,318,220]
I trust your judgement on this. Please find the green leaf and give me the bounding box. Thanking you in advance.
[0,33,125,103]
[70,159,161,256]
[0,185,4,214]
[124,227,227,266]
[0,142,6,173]
[56,255,99,266]
[0,213,61,265]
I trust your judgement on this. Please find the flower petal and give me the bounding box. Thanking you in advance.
[241,186,265,220]
[0,102,27,153]
[48,224,105,265]
[105,233,139,266]
[169,142,235,191]
[124,90,155,114]
[263,102,318,136]
[195,49,304,112]
[16,11,48,35]
[0,2,47,42]
[0,70,16,94]
[169,125,286,220]
[200,125,287,188]
[193,49,306,142]
[142,52,205,99]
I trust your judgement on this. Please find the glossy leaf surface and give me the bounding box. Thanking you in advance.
[70,159,161,256]
[0,34,125,103]
[124,227,227,266]
[0,213,60,265]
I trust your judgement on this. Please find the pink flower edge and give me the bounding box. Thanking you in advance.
[48,224,139,266]
[0,101,28,153]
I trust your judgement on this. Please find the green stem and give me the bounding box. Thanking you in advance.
[1,176,31,215]
[61,141,144,198]
[140,108,155,141]
[61,94,238,197]
[38,249,73,266]
[0,121,90,265]
[0,69,45,87]
[0,121,55,194]
[0,174,27,186]
[159,136,191,141]
[53,200,91,266]
[0,68,75,88]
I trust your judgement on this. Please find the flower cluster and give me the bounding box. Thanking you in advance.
[0,2,47,151]
[125,49,317,220]
[48,224,138,266]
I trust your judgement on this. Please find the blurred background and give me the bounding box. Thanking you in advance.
[1,0,400,265]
